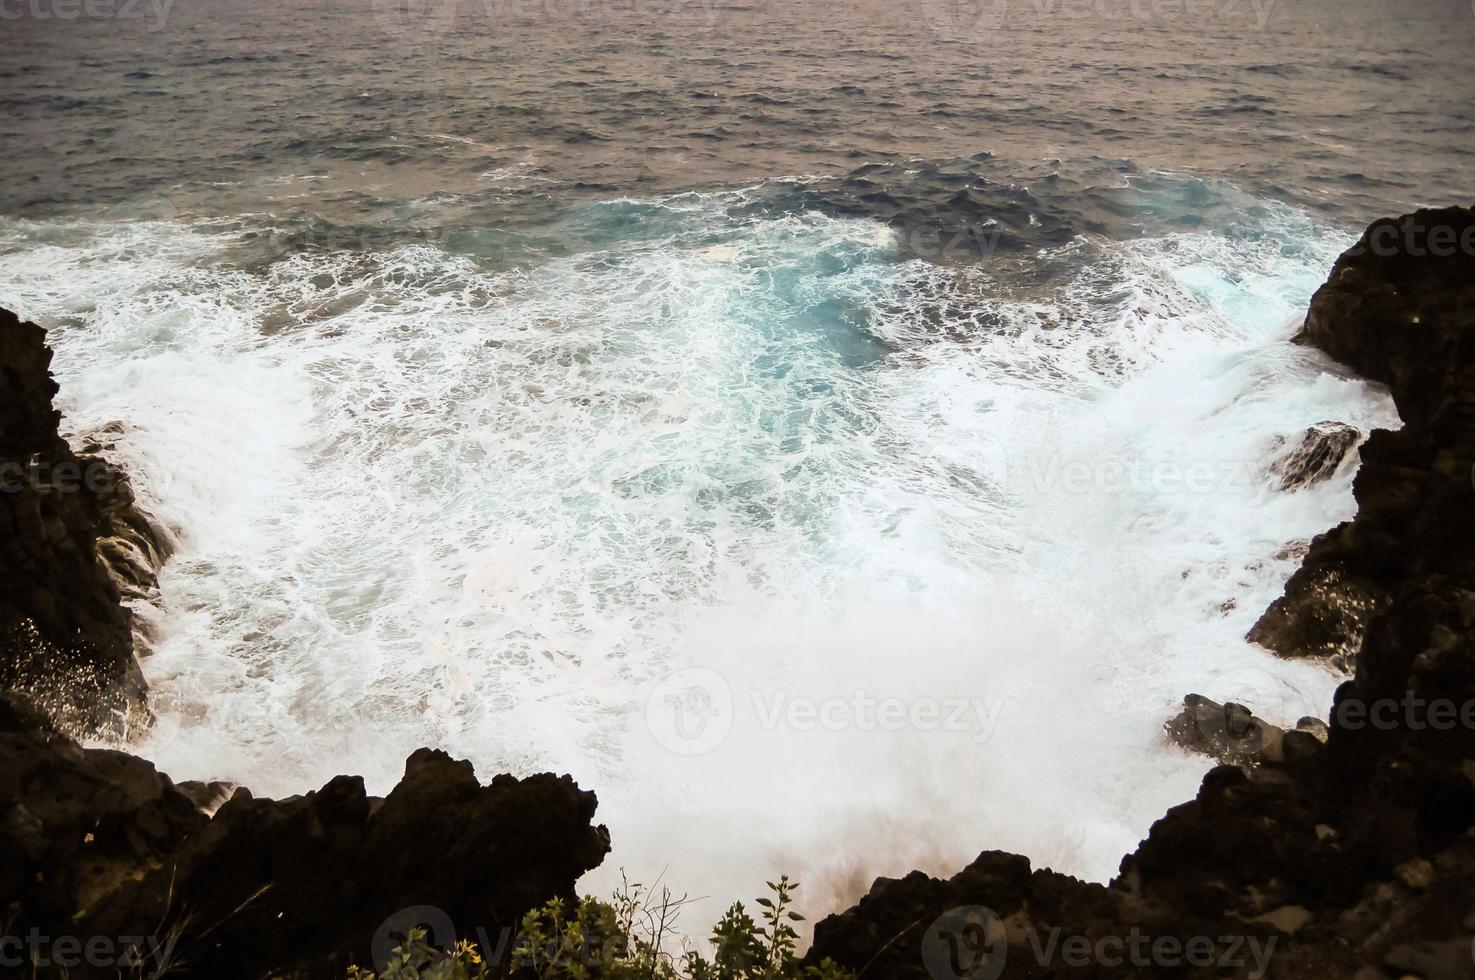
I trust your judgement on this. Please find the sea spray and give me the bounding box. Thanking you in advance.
[0,186,1398,934]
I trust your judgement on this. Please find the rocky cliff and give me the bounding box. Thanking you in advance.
[0,307,169,735]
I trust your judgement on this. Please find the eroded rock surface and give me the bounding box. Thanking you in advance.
[1250,206,1475,667]
[0,309,168,735]
[1163,692,1327,770]
[1268,420,1362,491]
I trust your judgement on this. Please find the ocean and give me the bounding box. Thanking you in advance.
[1,0,1471,930]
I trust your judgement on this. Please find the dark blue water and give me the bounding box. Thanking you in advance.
[2,0,1472,245]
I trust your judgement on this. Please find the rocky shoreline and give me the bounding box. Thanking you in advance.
[2,205,1472,978]
[0,308,168,735]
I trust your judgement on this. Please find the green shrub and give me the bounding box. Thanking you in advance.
[347,876,850,980]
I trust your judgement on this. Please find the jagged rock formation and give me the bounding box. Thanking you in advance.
[0,693,205,940]
[1250,206,1475,667]
[1268,421,1362,492]
[1163,692,1327,770]
[0,308,169,735]
[0,691,611,979]
[807,206,1475,979]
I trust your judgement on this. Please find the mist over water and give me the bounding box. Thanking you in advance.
[0,0,1466,940]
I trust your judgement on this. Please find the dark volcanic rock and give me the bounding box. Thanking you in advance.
[173,778,236,813]
[1268,421,1362,491]
[84,749,610,979]
[1162,692,1328,770]
[809,205,1475,979]
[0,692,206,943]
[0,691,610,979]
[0,308,169,735]
[1250,206,1475,665]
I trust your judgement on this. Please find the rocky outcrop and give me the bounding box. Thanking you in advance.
[0,693,206,941]
[808,205,1475,979]
[0,691,610,979]
[1268,421,1361,492]
[1163,693,1327,770]
[0,308,169,736]
[1249,206,1475,666]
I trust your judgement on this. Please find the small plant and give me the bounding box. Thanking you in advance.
[687,875,847,980]
[346,877,850,980]
[347,929,488,980]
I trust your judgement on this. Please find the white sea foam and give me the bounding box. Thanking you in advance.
[0,195,1397,934]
